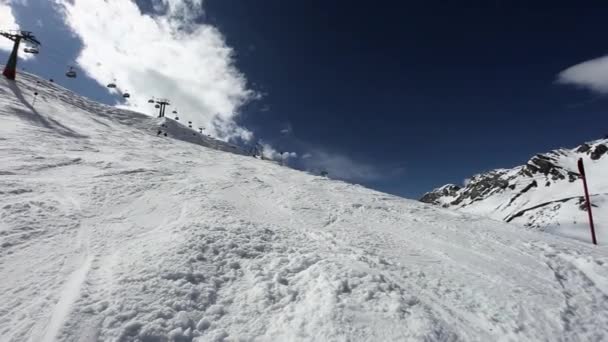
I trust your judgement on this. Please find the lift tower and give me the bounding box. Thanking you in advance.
[0,30,40,80]
[155,99,171,118]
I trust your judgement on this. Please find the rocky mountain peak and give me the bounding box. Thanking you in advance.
[419,138,608,238]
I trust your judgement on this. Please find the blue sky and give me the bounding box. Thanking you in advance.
[2,0,608,198]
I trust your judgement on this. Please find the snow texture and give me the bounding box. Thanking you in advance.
[1,72,608,341]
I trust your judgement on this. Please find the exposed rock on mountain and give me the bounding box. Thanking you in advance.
[421,139,608,243]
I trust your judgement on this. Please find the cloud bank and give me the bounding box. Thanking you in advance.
[53,0,255,141]
[260,142,297,162]
[0,1,27,55]
[557,55,608,94]
[0,5,16,52]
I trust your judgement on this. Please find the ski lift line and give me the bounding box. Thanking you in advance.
[32,40,66,56]
[40,44,125,87]
[34,50,81,74]
[8,41,65,69]
[38,42,83,64]
[32,53,121,91]
[30,50,66,66]
[34,45,76,65]
[28,43,90,78]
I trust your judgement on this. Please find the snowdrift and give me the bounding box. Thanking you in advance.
[1,72,608,341]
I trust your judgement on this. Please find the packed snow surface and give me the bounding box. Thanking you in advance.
[1,73,608,341]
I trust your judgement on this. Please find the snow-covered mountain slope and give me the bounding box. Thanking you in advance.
[1,72,608,341]
[421,140,608,244]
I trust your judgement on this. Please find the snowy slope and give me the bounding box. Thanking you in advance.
[1,72,608,341]
[421,140,608,244]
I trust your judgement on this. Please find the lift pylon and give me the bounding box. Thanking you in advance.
[1,30,41,80]
[155,99,170,118]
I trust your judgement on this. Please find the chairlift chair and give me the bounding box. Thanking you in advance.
[148,98,155,103]
[106,77,117,88]
[65,67,77,78]
[155,104,160,109]
[122,92,131,99]
[24,47,39,54]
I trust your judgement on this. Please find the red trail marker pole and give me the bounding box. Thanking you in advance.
[577,158,597,245]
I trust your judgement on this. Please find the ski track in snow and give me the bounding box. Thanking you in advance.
[0,73,608,341]
[41,252,93,342]
[40,189,93,342]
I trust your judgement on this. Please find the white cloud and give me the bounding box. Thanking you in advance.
[280,123,292,135]
[300,150,383,181]
[0,1,34,61]
[0,1,18,51]
[151,0,203,23]
[557,55,608,94]
[0,2,19,51]
[260,142,296,161]
[53,0,256,141]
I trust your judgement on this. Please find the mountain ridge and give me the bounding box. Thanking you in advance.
[420,138,608,243]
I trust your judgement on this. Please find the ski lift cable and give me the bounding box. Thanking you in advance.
[41,53,119,89]
[36,45,75,65]
[13,39,136,98]
[31,43,93,78]
[39,42,83,63]
[13,35,116,87]
[36,49,81,74]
